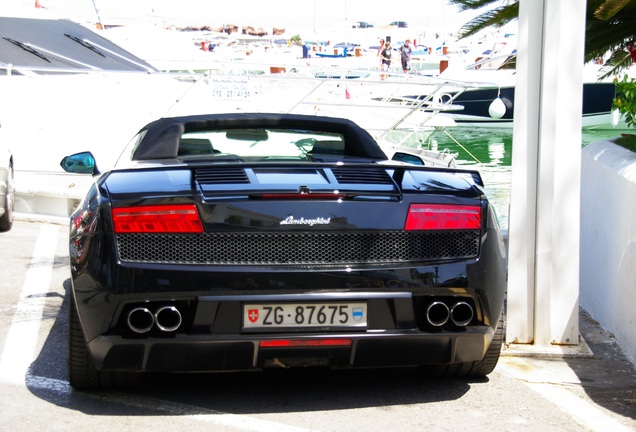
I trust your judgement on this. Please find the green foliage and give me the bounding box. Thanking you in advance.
[290,35,303,46]
[448,0,636,76]
[613,75,636,130]
[449,0,519,39]
[586,0,636,78]
[594,0,633,19]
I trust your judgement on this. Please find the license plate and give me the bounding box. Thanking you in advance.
[243,302,367,329]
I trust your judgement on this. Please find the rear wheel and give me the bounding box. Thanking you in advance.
[426,308,505,377]
[0,164,14,232]
[68,292,140,389]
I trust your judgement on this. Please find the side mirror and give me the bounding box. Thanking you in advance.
[391,151,425,166]
[60,152,98,175]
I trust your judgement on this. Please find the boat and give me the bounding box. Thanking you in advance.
[0,16,465,197]
[404,50,632,129]
[0,8,466,171]
[89,25,465,166]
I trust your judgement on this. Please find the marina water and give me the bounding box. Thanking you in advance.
[430,127,628,231]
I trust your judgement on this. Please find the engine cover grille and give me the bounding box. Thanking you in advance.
[115,231,480,266]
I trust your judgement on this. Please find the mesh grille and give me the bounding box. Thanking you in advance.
[116,231,480,265]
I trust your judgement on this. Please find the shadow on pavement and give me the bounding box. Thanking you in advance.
[563,309,636,420]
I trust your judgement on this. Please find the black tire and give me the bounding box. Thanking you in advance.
[68,292,140,390]
[426,308,505,378]
[0,164,14,232]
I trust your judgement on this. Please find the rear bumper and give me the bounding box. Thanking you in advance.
[75,234,507,373]
[89,328,494,372]
[83,289,501,373]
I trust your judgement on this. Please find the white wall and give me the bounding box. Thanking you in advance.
[581,140,636,366]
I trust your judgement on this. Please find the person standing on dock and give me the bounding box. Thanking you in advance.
[380,40,392,80]
[377,39,385,56]
[376,38,385,68]
[400,39,412,73]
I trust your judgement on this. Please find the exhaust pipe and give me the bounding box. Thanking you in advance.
[154,305,182,332]
[127,307,154,334]
[450,302,474,327]
[426,301,450,327]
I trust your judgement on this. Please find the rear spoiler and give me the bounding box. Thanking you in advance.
[378,160,485,188]
[452,170,484,188]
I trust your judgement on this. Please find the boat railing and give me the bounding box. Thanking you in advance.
[160,61,500,150]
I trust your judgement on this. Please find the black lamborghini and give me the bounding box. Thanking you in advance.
[60,113,507,390]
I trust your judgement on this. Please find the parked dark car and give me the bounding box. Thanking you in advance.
[60,113,507,390]
[0,131,14,232]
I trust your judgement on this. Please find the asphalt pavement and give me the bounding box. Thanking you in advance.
[500,309,636,424]
[1,216,634,431]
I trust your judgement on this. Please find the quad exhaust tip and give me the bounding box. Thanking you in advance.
[426,301,450,327]
[127,307,154,334]
[450,301,474,327]
[127,304,182,334]
[426,300,474,327]
[154,305,182,332]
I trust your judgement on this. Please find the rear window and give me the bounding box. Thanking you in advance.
[178,128,345,160]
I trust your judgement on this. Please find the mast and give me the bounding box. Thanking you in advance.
[90,0,103,29]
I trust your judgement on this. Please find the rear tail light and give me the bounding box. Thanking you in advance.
[405,204,481,230]
[112,204,203,233]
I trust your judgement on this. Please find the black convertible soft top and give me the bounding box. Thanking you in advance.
[132,113,389,161]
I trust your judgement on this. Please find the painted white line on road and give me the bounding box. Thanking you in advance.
[25,374,313,432]
[0,225,309,432]
[527,382,632,432]
[0,224,59,384]
[499,358,632,432]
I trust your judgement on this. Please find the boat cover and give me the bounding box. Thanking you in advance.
[0,17,158,74]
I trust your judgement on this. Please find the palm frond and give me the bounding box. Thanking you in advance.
[585,4,636,62]
[456,3,519,39]
[594,0,632,19]
[450,0,636,76]
[598,50,634,80]
[448,0,505,12]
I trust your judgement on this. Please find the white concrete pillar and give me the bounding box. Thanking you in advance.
[507,0,585,346]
